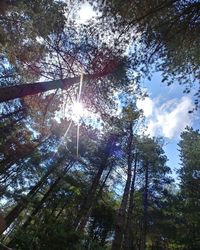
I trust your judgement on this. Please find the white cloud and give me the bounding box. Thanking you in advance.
[137,97,154,117]
[137,96,193,138]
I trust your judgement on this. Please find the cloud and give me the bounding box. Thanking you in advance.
[137,97,154,117]
[137,96,193,138]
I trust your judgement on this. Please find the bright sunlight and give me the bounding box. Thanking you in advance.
[71,101,84,120]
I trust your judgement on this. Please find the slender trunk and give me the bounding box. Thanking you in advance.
[2,158,72,233]
[22,161,74,229]
[75,137,116,231]
[7,162,74,248]
[89,169,112,247]
[0,214,6,235]
[55,200,69,220]
[112,123,134,250]
[0,71,111,103]
[74,161,107,231]
[0,242,12,250]
[112,166,132,250]
[96,165,113,199]
[141,163,149,250]
[77,165,113,231]
[123,152,138,250]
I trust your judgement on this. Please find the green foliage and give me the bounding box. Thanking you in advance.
[0,0,66,65]
[0,1,199,250]
[11,214,83,250]
[176,127,200,249]
[98,0,200,108]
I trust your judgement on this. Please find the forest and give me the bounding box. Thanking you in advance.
[0,0,200,249]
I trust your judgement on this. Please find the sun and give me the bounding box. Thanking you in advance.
[77,3,96,24]
[71,101,84,120]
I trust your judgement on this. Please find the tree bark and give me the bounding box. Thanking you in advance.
[2,158,72,234]
[123,152,138,250]
[0,213,6,235]
[77,165,113,232]
[21,161,74,229]
[74,161,107,231]
[140,162,149,250]
[112,123,134,250]
[74,137,116,231]
[0,71,111,103]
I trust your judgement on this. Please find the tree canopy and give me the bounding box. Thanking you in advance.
[0,1,200,250]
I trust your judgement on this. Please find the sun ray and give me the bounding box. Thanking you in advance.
[62,120,72,142]
[56,70,84,158]
[77,69,83,102]
[76,123,80,158]
[76,69,84,158]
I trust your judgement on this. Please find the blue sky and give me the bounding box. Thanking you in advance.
[137,72,200,179]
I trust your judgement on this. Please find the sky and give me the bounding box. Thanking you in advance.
[137,72,200,178]
[77,2,200,180]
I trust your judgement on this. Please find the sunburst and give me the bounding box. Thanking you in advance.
[71,101,84,121]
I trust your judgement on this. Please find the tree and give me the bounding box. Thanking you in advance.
[96,0,200,108]
[74,134,119,231]
[0,0,66,66]
[0,68,121,103]
[177,127,200,249]
[2,1,198,249]
[117,136,173,250]
[137,137,172,249]
[87,198,117,249]
[112,105,141,250]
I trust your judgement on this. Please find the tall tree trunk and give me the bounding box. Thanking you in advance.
[74,137,116,231]
[112,166,132,250]
[2,158,72,234]
[0,70,112,103]
[74,161,107,231]
[7,162,74,248]
[112,123,134,250]
[22,161,74,229]
[55,200,69,220]
[76,165,113,231]
[0,241,12,250]
[0,214,6,235]
[140,163,149,250]
[123,152,138,250]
